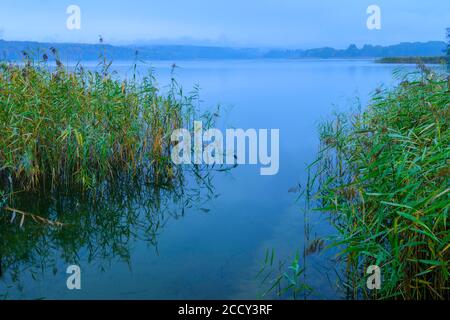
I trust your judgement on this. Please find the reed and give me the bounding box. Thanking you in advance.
[0,56,205,192]
[309,67,449,299]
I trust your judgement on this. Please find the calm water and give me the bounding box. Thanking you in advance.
[0,59,415,299]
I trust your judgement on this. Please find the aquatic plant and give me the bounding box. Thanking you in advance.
[256,249,313,299]
[0,55,208,192]
[308,68,449,299]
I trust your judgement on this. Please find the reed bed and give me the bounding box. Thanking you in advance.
[0,57,202,192]
[309,68,449,299]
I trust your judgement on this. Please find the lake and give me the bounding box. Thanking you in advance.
[0,59,415,299]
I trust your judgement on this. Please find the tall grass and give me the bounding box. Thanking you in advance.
[309,68,449,299]
[0,56,205,192]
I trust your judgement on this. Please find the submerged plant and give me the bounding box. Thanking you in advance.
[308,68,449,300]
[257,249,313,299]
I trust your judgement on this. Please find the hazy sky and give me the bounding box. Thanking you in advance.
[0,0,449,48]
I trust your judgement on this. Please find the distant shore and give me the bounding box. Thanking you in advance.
[0,39,446,61]
[376,56,447,64]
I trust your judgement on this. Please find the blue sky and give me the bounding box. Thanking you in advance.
[0,0,448,48]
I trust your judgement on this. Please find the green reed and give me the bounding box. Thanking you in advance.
[308,68,449,299]
[0,57,204,192]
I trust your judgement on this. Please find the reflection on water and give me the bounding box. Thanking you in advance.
[0,165,218,299]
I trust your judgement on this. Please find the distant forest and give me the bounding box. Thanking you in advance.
[0,39,446,61]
